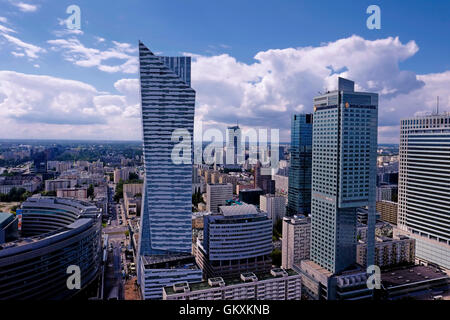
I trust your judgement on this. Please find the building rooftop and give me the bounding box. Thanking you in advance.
[219,203,258,216]
[141,254,200,270]
[164,268,299,295]
[381,265,449,289]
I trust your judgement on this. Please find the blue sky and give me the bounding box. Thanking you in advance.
[0,0,449,142]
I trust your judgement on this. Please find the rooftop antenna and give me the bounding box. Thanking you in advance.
[437,96,439,115]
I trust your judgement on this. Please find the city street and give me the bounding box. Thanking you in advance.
[102,185,128,300]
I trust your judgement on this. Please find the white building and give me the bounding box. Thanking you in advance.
[398,114,450,270]
[259,194,286,224]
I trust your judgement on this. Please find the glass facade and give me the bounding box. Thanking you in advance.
[287,114,313,216]
[138,41,195,256]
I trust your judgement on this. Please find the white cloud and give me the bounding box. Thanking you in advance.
[0,71,142,140]
[0,35,448,143]
[189,35,448,143]
[47,38,138,74]
[12,2,38,12]
[0,17,8,23]
[0,23,15,34]
[11,51,25,57]
[1,33,46,59]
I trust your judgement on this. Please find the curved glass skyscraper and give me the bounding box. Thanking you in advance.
[138,41,195,256]
[137,42,202,299]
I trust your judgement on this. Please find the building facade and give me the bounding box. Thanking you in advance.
[376,200,398,225]
[260,194,286,224]
[137,41,202,299]
[287,114,313,216]
[196,205,273,279]
[398,114,450,270]
[206,183,233,213]
[163,268,301,300]
[0,196,102,300]
[281,215,311,269]
[357,235,415,268]
[309,77,378,274]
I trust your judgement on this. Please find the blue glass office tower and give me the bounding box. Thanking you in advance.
[287,114,313,216]
[137,42,202,299]
[310,77,378,274]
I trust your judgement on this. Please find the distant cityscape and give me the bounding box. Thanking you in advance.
[0,41,448,302]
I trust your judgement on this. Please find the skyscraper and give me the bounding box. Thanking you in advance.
[310,77,378,274]
[287,114,313,216]
[137,41,202,299]
[226,125,242,168]
[397,113,450,270]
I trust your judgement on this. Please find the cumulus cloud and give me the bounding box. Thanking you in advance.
[47,38,138,74]
[0,71,142,140]
[1,35,448,143]
[189,35,447,142]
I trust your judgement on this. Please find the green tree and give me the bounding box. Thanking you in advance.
[271,249,282,267]
[114,179,124,202]
[87,184,95,200]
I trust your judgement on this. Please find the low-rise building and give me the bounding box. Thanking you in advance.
[357,235,415,268]
[376,200,398,225]
[163,268,301,300]
[56,187,87,200]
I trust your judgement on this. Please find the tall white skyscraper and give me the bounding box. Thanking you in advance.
[397,113,450,270]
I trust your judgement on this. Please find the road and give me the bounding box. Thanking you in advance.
[102,184,127,300]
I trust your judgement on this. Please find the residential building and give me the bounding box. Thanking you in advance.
[56,187,87,200]
[376,200,398,225]
[260,194,286,224]
[357,235,415,268]
[206,183,233,213]
[281,215,311,269]
[44,179,76,192]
